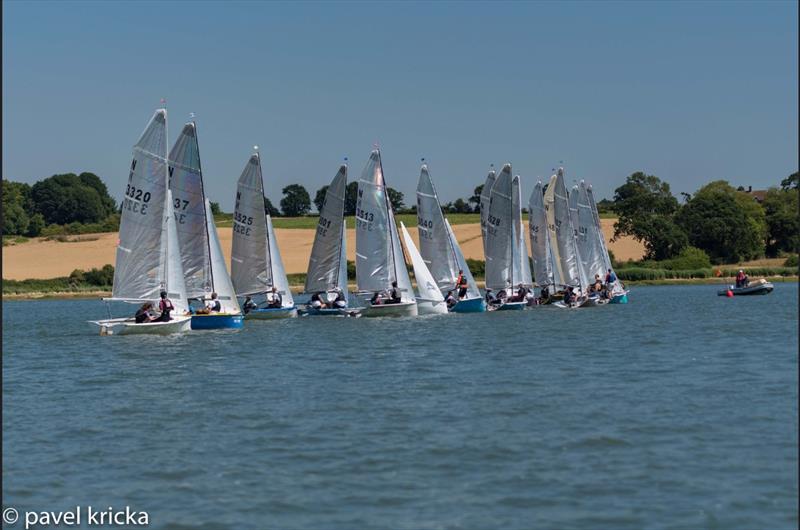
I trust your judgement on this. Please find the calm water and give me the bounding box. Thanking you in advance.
[3,284,798,529]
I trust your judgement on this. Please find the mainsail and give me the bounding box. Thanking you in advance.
[528,180,560,289]
[479,168,497,257]
[546,168,588,289]
[355,150,414,302]
[511,175,532,287]
[231,153,270,296]
[112,108,187,311]
[577,181,606,280]
[168,122,212,298]
[400,222,444,304]
[305,165,347,294]
[416,163,473,293]
[445,219,481,299]
[484,164,514,291]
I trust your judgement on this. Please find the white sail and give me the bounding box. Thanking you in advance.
[355,149,414,302]
[577,181,606,280]
[528,181,555,288]
[585,184,614,273]
[479,168,497,257]
[168,122,212,299]
[548,168,588,289]
[203,199,240,313]
[511,175,533,287]
[484,164,514,291]
[445,219,481,299]
[231,152,271,296]
[416,164,463,291]
[338,221,349,306]
[400,222,444,304]
[113,109,172,302]
[266,215,294,307]
[165,189,189,313]
[305,165,347,293]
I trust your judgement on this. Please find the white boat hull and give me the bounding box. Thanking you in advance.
[416,298,449,315]
[361,300,418,318]
[89,315,192,335]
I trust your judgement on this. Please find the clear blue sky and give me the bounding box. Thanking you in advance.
[3,0,797,211]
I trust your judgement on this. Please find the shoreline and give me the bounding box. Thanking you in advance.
[4,276,796,301]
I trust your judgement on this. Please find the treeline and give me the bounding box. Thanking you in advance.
[2,173,119,237]
[611,171,798,264]
[3,264,114,295]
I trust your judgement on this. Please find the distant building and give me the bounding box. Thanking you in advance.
[738,185,767,203]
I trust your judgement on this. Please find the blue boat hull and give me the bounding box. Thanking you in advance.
[451,297,486,313]
[495,301,527,311]
[610,294,628,304]
[191,314,244,330]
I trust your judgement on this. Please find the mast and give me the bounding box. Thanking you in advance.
[162,108,170,292]
[335,164,347,289]
[256,150,274,287]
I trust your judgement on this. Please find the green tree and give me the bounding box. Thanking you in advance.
[452,198,471,213]
[30,173,115,225]
[676,181,765,263]
[612,172,687,260]
[762,186,799,256]
[469,184,483,212]
[387,187,404,211]
[280,184,311,216]
[781,171,798,190]
[27,213,45,237]
[314,185,329,213]
[1,180,33,235]
[210,202,223,215]
[264,196,280,217]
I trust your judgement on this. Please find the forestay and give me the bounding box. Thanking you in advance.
[484,164,514,291]
[306,165,347,294]
[355,150,414,302]
[416,164,461,291]
[400,222,444,303]
[204,199,241,313]
[231,153,271,296]
[511,175,532,287]
[168,122,212,299]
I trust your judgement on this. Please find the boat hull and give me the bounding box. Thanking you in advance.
[451,296,486,313]
[417,298,449,315]
[245,306,298,319]
[717,283,774,296]
[610,293,628,304]
[191,313,244,330]
[361,301,418,318]
[299,306,363,317]
[492,301,527,311]
[90,316,192,336]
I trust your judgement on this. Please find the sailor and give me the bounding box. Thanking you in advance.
[539,286,551,305]
[445,290,457,309]
[370,291,384,305]
[605,268,617,285]
[266,286,282,308]
[735,269,747,288]
[333,288,346,308]
[155,290,174,321]
[484,288,496,306]
[204,292,222,313]
[456,271,469,299]
[135,302,156,323]
[564,286,575,305]
[243,296,258,314]
[387,281,402,304]
[590,274,603,294]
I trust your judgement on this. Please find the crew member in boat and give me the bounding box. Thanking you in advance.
[735,269,748,288]
[135,302,156,323]
[156,290,174,321]
[370,291,384,305]
[484,288,496,306]
[386,281,402,304]
[266,286,283,308]
[310,292,327,309]
[243,296,258,314]
[196,292,222,314]
[605,269,617,286]
[445,290,457,309]
[333,288,346,308]
[564,286,576,305]
[456,271,469,299]
[538,286,551,305]
[589,274,603,294]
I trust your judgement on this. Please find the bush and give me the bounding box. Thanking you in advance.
[661,246,712,270]
[784,255,798,267]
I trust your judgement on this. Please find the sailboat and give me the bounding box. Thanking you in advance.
[528,180,563,299]
[301,164,361,316]
[230,150,297,319]
[400,222,448,315]
[416,163,485,312]
[483,164,531,310]
[168,121,243,329]
[544,168,589,308]
[90,108,192,335]
[479,166,497,258]
[355,149,418,317]
[583,181,629,303]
